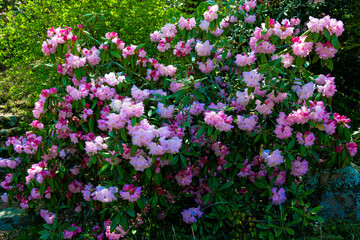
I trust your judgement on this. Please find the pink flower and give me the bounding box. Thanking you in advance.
[129,155,152,171]
[315,42,337,59]
[265,149,284,167]
[195,40,213,57]
[169,82,184,93]
[204,111,234,132]
[175,167,193,186]
[31,188,42,199]
[63,230,74,239]
[157,103,175,118]
[161,23,177,38]
[1,193,8,203]
[235,52,256,67]
[119,184,142,202]
[271,187,286,205]
[122,45,137,58]
[236,115,258,134]
[189,102,205,115]
[346,143,357,157]
[292,36,313,58]
[197,59,215,73]
[204,5,218,22]
[92,186,118,203]
[178,17,196,30]
[105,32,118,39]
[291,158,309,177]
[280,53,294,68]
[274,125,293,139]
[243,69,264,88]
[182,206,204,224]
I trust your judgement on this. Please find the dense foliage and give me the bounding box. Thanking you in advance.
[0,0,359,239]
[0,0,177,104]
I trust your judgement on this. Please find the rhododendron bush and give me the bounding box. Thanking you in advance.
[1,0,357,239]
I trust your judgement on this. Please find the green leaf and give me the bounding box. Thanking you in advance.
[98,163,110,175]
[192,90,205,101]
[117,143,124,154]
[309,206,322,214]
[326,58,334,71]
[312,54,319,64]
[135,43,146,51]
[178,155,187,168]
[296,57,304,69]
[43,224,52,230]
[126,209,135,217]
[218,181,234,191]
[130,145,138,157]
[110,214,121,232]
[152,195,158,207]
[110,51,122,58]
[89,118,95,132]
[331,35,339,49]
[312,151,319,161]
[121,129,128,142]
[196,127,206,139]
[287,152,294,161]
[75,68,82,81]
[288,138,295,150]
[91,99,97,109]
[203,192,211,205]
[131,117,137,127]
[323,27,331,41]
[145,168,152,179]
[40,182,46,195]
[285,227,294,235]
[67,226,78,231]
[269,231,274,240]
[40,232,51,240]
[120,214,128,230]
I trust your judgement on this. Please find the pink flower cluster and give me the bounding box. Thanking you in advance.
[42,27,74,55]
[181,206,204,224]
[92,186,118,203]
[32,88,57,118]
[296,131,316,147]
[178,17,196,30]
[6,132,42,154]
[40,209,56,224]
[315,74,337,98]
[197,59,215,73]
[271,187,286,205]
[235,52,256,67]
[307,15,344,37]
[204,4,219,22]
[242,69,264,88]
[346,143,357,157]
[291,157,309,177]
[0,157,20,169]
[104,220,129,239]
[315,42,337,59]
[204,111,234,132]
[236,115,258,134]
[292,36,313,58]
[63,225,82,239]
[85,136,108,155]
[195,40,213,57]
[173,38,194,57]
[263,149,284,167]
[119,184,141,202]
[175,167,193,186]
